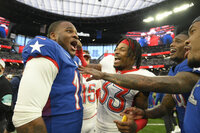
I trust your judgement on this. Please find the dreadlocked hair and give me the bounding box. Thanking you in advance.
[116,37,142,69]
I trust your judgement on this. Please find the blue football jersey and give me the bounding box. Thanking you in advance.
[168,59,200,133]
[22,36,83,133]
[184,80,200,133]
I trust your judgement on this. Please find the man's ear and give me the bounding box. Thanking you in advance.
[49,32,57,41]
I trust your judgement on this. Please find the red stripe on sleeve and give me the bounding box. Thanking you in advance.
[27,55,59,70]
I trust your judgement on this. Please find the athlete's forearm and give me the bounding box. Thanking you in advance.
[101,72,199,94]
[145,105,168,119]
[16,117,47,133]
[145,94,175,119]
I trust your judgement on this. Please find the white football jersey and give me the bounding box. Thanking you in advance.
[100,55,115,73]
[82,74,102,119]
[97,55,155,132]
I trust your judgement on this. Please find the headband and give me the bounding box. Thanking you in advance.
[120,39,134,50]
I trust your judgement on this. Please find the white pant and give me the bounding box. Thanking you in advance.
[81,115,96,133]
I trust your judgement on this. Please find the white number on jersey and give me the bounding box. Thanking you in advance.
[82,83,96,104]
[100,82,130,113]
[72,71,81,110]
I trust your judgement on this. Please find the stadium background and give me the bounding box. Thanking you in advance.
[0,0,200,132]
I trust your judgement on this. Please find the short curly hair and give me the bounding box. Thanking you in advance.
[47,20,69,38]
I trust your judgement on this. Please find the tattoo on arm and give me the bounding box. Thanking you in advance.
[87,64,102,71]
[102,72,200,94]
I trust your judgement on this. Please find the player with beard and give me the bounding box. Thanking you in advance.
[183,16,200,133]
[13,21,83,133]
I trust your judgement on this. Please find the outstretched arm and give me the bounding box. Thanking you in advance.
[145,94,175,119]
[87,64,102,71]
[120,94,176,120]
[101,72,199,94]
[79,66,200,94]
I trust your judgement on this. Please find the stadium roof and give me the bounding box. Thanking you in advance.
[0,0,199,43]
[16,0,166,18]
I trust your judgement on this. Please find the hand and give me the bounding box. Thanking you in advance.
[114,114,137,133]
[77,40,82,50]
[121,107,145,120]
[78,66,104,81]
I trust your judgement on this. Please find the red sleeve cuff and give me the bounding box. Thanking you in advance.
[135,119,148,132]
[76,49,87,67]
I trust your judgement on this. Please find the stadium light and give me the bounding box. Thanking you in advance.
[155,11,173,21]
[143,17,154,23]
[143,2,194,23]
[173,3,194,13]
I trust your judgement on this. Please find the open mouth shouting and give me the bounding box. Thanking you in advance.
[170,48,176,56]
[114,57,121,64]
[70,41,78,51]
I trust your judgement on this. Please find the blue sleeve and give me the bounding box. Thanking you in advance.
[179,59,200,74]
[168,59,200,76]
[22,36,61,68]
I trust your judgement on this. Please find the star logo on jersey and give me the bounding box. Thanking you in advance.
[30,41,44,53]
